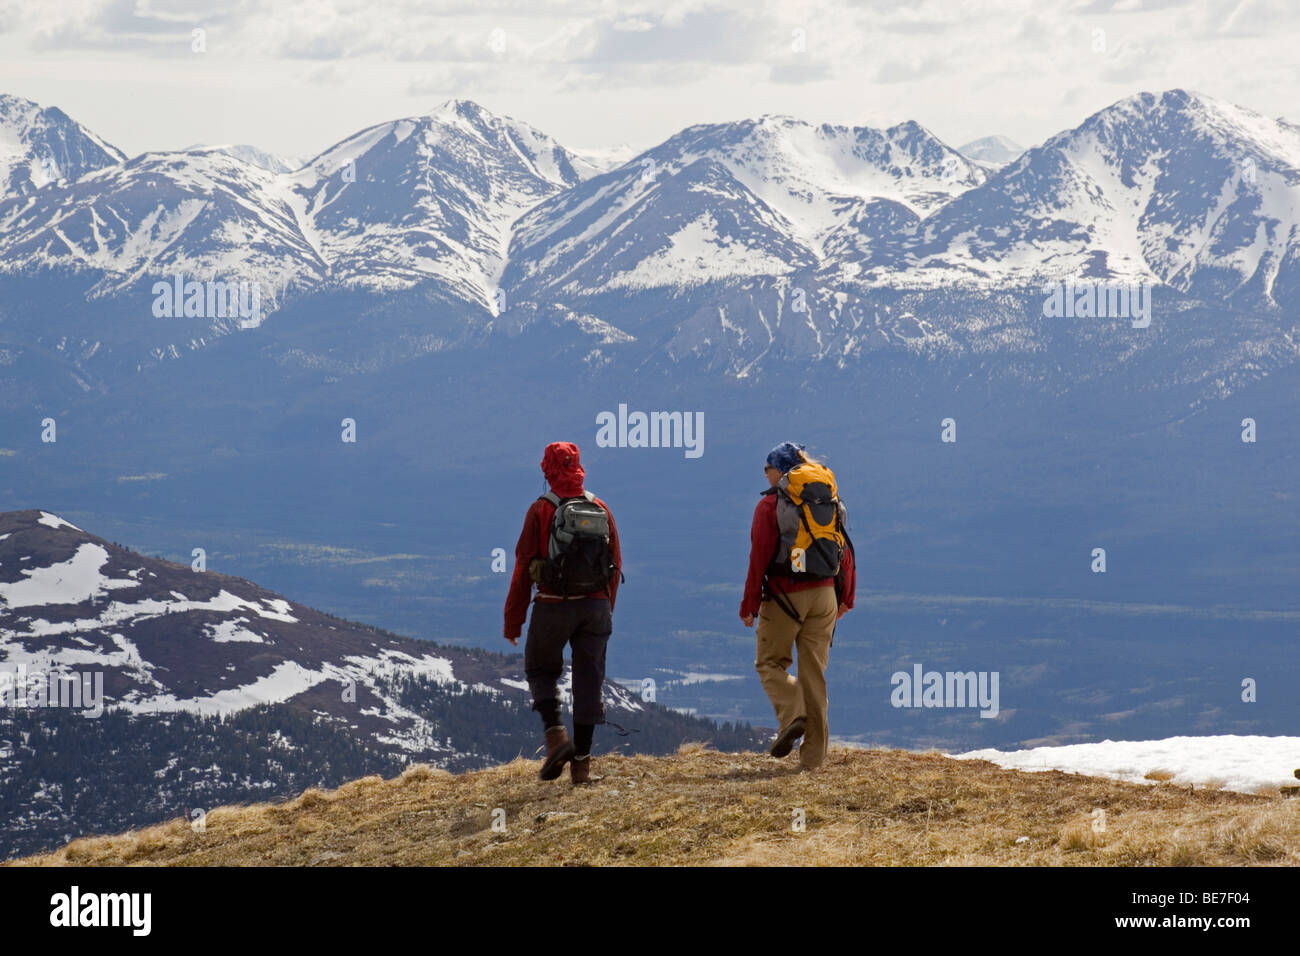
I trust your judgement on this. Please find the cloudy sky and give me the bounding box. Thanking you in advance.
[0,0,1296,161]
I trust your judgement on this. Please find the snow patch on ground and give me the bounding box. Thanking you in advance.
[15,587,301,637]
[952,735,1300,795]
[606,212,794,289]
[206,618,265,643]
[37,512,82,532]
[257,598,298,623]
[0,631,164,694]
[0,543,137,607]
[121,661,327,716]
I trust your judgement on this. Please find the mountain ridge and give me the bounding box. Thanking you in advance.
[2,86,1295,389]
[0,93,125,198]
[0,508,763,858]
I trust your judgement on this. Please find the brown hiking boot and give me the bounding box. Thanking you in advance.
[570,754,592,785]
[539,725,575,781]
[769,717,806,758]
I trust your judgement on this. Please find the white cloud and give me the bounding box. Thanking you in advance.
[0,0,1296,165]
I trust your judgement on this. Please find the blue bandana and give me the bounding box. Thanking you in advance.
[765,441,805,473]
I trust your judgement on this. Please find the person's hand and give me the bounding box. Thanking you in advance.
[741,613,755,628]
[837,604,849,620]
[505,634,519,646]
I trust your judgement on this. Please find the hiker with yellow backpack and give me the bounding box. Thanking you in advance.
[740,442,855,771]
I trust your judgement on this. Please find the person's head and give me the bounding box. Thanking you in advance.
[764,441,809,486]
[541,441,585,497]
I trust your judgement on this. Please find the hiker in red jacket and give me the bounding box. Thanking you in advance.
[505,441,622,785]
[740,441,854,771]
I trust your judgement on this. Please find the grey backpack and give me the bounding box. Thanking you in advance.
[537,491,617,595]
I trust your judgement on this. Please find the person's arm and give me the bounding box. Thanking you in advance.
[838,535,856,613]
[602,499,621,611]
[740,496,776,620]
[503,502,541,642]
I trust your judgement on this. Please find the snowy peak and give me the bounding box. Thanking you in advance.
[959,135,1024,167]
[3,87,1299,376]
[0,94,598,323]
[285,100,595,305]
[0,144,326,310]
[0,94,125,198]
[506,113,985,297]
[889,89,1300,306]
[429,96,489,121]
[1057,89,1300,172]
[671,113,985,221]
[570,141,638,176]
[183,143,303,174]
[418,97,592,189]
[511,156,817,297]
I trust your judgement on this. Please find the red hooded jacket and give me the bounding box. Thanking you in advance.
[504,442,622,639]
[740,490,855,619]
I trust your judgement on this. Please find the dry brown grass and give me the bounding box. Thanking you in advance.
[10,747,1300,867]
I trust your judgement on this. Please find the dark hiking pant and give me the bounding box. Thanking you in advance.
[524,597,611,726]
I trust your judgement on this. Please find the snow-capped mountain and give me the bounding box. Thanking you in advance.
[958,134,1024,168]
[885,91,1300,307]
[0,508,762,857]
[0,508,646,743]
[505,115,986,299]
[183,143,304,174]
[0,88,1297,386]
[283,98,596,308]
[0,147,325,306]
[570,141,638,174]
[0,94,125,199]
[0,98,598,327]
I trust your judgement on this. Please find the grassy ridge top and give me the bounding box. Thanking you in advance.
[11,746,1298,867]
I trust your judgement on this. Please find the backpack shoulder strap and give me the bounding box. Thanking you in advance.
[540,491,561,507]
[836,503,855,558]
[581,490,596,502]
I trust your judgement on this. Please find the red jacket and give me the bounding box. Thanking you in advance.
[504,495,622,639]
[740,491,855,619]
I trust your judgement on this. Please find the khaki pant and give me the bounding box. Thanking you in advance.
[754,585,836,770]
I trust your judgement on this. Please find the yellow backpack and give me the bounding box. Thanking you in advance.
[769,462,848,579]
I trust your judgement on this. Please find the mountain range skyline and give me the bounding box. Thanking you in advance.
[2,84,1296,396]
[0,92,1038,177]
[3,88,1295,297]
[5,87,1291,181]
